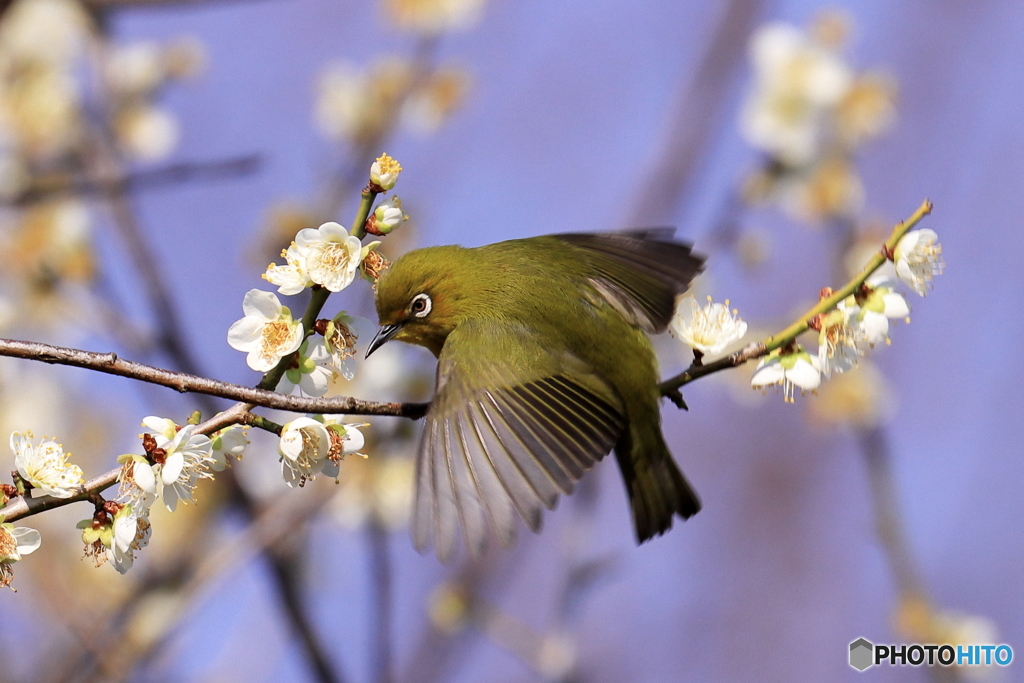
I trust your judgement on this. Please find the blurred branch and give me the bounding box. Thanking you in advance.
[4,155,262,207]
[858,427,924,597]
[318,36,438,222]
[36,479,343,683]
[858,427,962,683]
[368,515,394,683]
[659,200,933,399]
[0,337,428,417]
[630,0,766,225]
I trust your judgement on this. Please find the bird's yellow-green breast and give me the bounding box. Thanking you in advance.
[371,230,704,561]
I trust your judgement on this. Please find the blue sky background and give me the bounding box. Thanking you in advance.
[3,1,1022,682]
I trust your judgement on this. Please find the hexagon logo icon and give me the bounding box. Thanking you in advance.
[850,638,874,671]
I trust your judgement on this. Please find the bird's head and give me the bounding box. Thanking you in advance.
[367,245,477,358]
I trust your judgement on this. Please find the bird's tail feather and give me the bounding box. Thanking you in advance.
[615,436,701,543]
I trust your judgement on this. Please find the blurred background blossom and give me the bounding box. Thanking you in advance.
[0,1,1020,683]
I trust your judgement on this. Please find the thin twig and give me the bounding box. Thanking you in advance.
[629,0,767,226]
[0,337,428,417]
[659,200,933,397]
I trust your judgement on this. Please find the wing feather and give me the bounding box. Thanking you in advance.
[480,392,563,508]
[550,231,705,332]
[444,418,489,560]
[411,420,437,552]
[468,399,545,532]
[485,392,577,494]
[433,420,460,562]
[455,412,518,548]
[414,320,626,559]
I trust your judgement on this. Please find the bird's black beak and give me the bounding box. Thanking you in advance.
[366,323,403,358]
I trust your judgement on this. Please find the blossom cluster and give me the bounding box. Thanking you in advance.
[751,228,944,401]
[669,228,943,404]
[315,57,471,146]
[740,12,897,222]
[278,416,366,488]
[229,155,402,396]
[225,156,404,490]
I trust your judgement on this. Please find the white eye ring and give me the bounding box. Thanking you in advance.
[410,292,432,318]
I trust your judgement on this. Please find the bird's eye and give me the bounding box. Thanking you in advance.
[410,293,432,318]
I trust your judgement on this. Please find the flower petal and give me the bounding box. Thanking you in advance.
[787,359,821,390]
[134,461,158,493]
[882,292,910,318]
[227,316,266,351]
[161,452,184,485]
[341,426,365,455]
[12,527,41,555]
[241,288,282,320]
[751,358,785,387]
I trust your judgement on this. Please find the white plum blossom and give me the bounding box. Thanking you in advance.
[751,347,822,402]
[369,153,402,190]
[366,196,407,235]
[77,503,149,573]
[315,62,366,142]
[277,338,337,398]
[816,308,861,376]
[116,453,157,511]
[740,21,853,166]
[894,228,944,296]
[264,242,314,295]
[264,220,367,295]
[300,222,364,292]
[105,41,164,97]
[133,418,214,511]
[109,504,151,574]
[278,417,332,487]
[841,277,910,346]
[279,417,366,486]
[227,289,304,372]
[0,522,41,589]
[10,430,83,498]
[115,104,178,161]
[320,417,367,479]
[210,425,248,471]
[324,312,374,380]
[384,0,486,35]
[669,296,748,356]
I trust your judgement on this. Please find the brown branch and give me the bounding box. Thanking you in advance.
[659,340,767,405]
[0,468,120,521]
[0,337,428,418]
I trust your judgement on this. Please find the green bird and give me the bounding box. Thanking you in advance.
[366,230,705,560]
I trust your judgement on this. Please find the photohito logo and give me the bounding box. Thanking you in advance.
[849,637,1013,672]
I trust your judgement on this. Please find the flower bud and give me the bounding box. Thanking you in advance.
[369,153,402,191]
[365,196,407,235]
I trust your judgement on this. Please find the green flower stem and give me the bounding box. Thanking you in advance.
[246,413,284,435]
[350,188,379,240]
[763,199,932,352]
[660,199,933,397]
[256,185,379,393]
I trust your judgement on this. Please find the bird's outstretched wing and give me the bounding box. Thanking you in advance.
[549,230,705,333]
[415,318,626,561]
